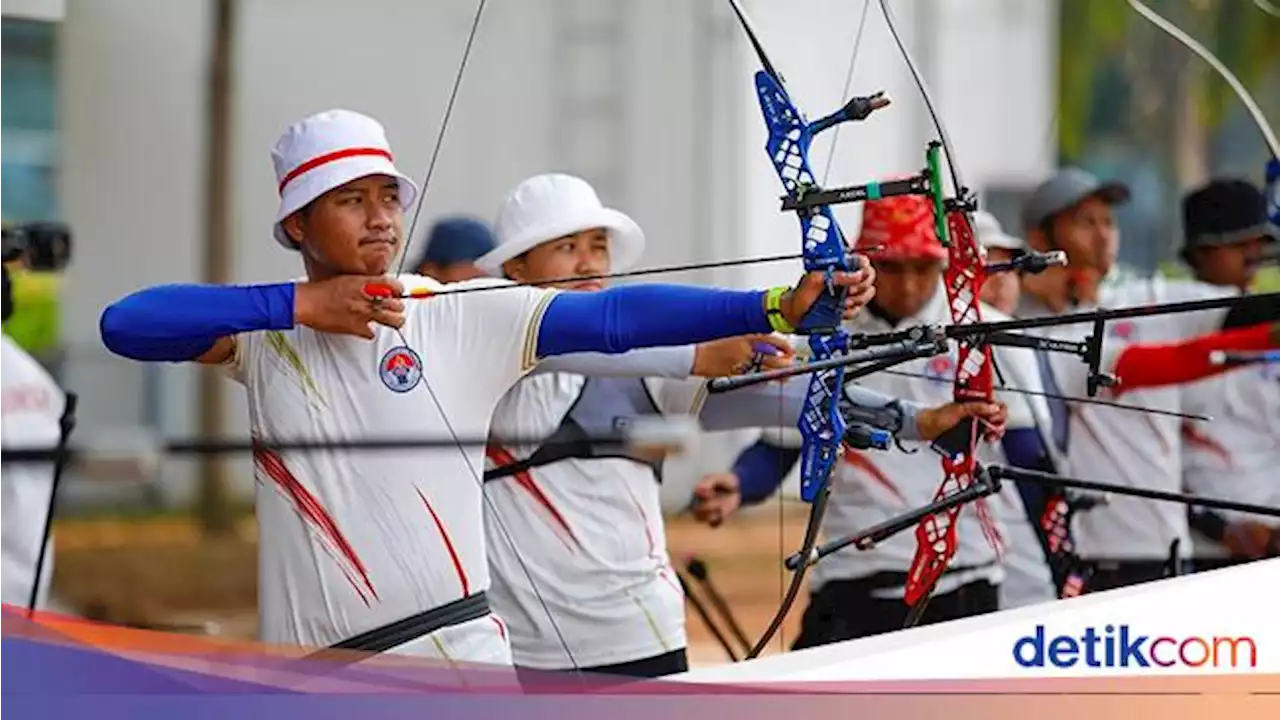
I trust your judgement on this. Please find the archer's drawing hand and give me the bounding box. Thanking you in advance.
[690,472,742,528]
[295,276,406,339]
[916,400,1008,443]
[780,255,876,327]
[692,334,794,377]
[1223,520,1275,558]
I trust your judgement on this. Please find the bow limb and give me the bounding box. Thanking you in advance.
[1125,0,1279,159]
[725,0,886,659]
[874,0,1003,620]
[1125,0,1280,227]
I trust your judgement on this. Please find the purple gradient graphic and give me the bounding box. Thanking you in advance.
[3,606,1278,719]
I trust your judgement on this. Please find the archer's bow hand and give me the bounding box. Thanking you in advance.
[776,255,876,331]
[916,400,1008,444]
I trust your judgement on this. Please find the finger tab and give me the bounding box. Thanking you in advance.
[364,283,395,299]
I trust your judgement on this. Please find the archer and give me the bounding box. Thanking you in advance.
[476,173,1010,679]
[693,194,1029,647]
[1017,168,1280,593]
[95,109,877,667]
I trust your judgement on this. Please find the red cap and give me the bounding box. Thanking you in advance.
[857,194,946,262]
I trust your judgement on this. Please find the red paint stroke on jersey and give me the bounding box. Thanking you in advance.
[1180,422,1234,469]
[2,385,54,415]
[254,448,379,605]
[624,487,658,558]
[416,488,471,596]
[841,446,908,506]
[485,446,583,552]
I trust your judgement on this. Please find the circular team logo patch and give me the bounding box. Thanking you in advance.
[379,346,423,393]
[924,355,955,382]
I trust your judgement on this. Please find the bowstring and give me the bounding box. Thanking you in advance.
[394,0,583,676]
[820,0,873,186]
[394,0,490,278]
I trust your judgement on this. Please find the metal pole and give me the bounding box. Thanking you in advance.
[197,0,236,535]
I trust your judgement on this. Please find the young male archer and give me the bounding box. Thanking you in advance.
[97,109,877,666]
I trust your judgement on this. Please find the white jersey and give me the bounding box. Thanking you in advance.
[974,313,1058,609]
[1175,282,1280,554]
[811,291,1038,598]
[226,275,555,664]
[1,335,65,609]
[483,373,705,669]
[1046,279,1228,560]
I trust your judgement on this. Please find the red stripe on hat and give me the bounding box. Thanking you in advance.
[278,147,394,194]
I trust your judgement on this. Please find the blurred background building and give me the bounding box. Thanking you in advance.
[4,0,1060,512]
[2,0,1275,654]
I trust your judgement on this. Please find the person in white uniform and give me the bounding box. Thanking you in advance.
[1017,168,1280,593]
[971,212,1059,609]
[696,195,1039,646]
[2,260,67,611]
[1173,179,1280,568]
[96,109,878,666]
[479,174,1011,678]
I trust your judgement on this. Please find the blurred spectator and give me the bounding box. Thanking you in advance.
[973,210,1025,315]
[1,261,67,611]
[410,216,495,283]
[1176,179,1280,568]
[1,223,65,375]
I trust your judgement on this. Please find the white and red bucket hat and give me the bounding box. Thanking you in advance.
[270,109,419,249]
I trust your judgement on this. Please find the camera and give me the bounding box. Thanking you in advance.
[2,222,72,271]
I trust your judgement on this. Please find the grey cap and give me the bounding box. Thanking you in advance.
[1020,167,1131,233]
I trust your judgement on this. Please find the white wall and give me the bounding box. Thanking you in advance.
[57,0,748,505]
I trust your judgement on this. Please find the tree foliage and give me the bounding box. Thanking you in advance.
[1057,0,1279,163]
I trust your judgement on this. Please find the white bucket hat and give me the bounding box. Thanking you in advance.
[973,210,1025,251]
[477,173,645,276]
[270,109,419,250]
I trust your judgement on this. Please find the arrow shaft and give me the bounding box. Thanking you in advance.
[989,465,1280,518]
[876,368,1212,422]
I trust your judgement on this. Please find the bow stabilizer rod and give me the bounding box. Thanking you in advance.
[786,466,1002,570]
[1210,349,1280,367]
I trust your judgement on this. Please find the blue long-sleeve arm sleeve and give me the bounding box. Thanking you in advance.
[732,438,801,506]
[1000,428,1058,522]
[101,281,776,364]
[100,283,296,362]
[535,285,771,358]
